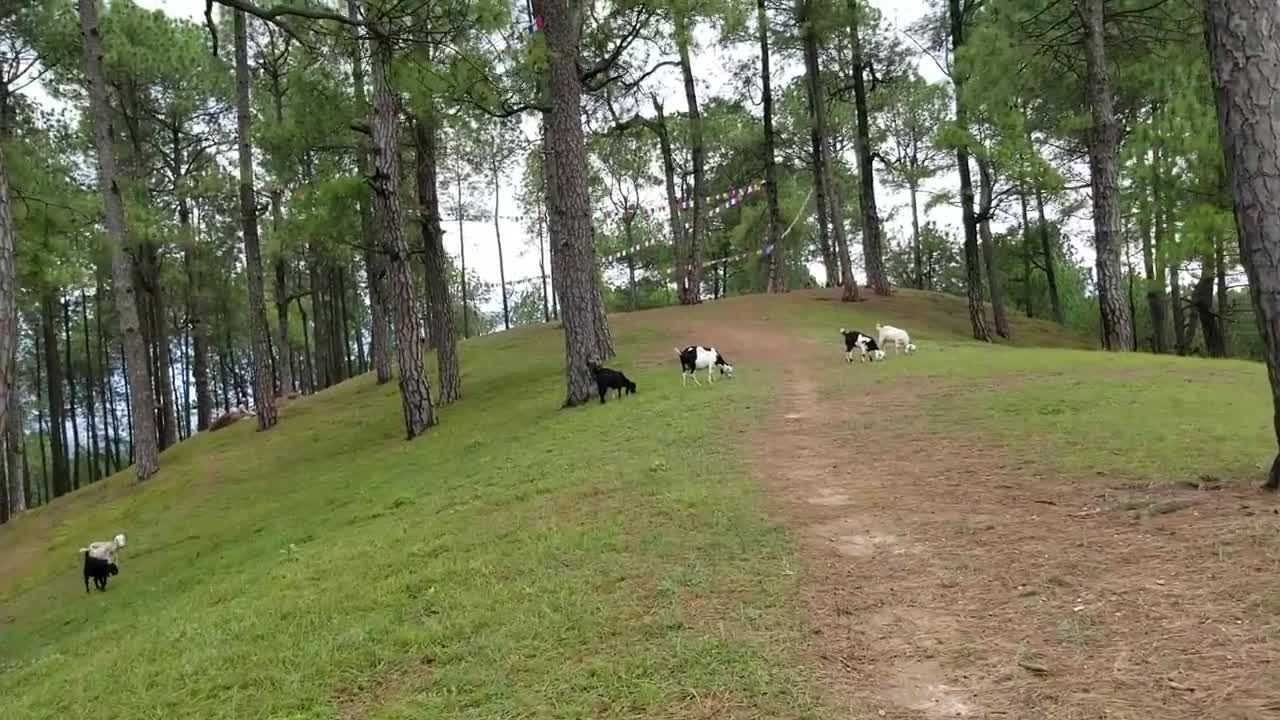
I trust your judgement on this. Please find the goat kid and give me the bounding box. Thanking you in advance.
[840,329,886,363]
[876,323,912,354]
[676,346,734,386]
[83,552,119,593]
[587,361,637,403]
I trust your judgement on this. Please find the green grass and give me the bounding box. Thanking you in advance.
[4,287,1277,720]
[0,318,822,720]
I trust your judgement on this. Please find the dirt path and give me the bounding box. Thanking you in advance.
[657,309,1280,719]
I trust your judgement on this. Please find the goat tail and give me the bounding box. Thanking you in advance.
[839,327,846,335]
[875,323,883,331]
[673,347,682,355]
[78,547,88,554]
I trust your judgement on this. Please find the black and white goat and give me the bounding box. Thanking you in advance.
[83,552,119,593]
[587,361,637,403]
[676,346,734,386]
[840,328,885,363]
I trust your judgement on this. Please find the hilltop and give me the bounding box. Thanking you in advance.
[2,289,1276,720]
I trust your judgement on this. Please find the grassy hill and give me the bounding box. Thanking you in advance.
[2,289,1275,720]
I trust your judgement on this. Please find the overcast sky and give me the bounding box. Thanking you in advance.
[35,0,1090,316]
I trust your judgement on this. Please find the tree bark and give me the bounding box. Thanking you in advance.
[1145,147,1170,353]
[413,111,461,404]
[1083,0,1134,350]
[34,328,48,496]
[6,387,23,515]
[1034,186,1064,324]
[947,0,991,341]
[1216,231,1230,355]
[1192,256,1226,357]
[675,12,706,304]
[0,142,16,468]
[801,0,858,302]
[538,0,616,405]
[848,0,890,296]
[233,10,278,430]
[41,294,68,493]
[977,158,1010,338]
[348,0,392,386]
[456,176,469,339]
[369,33,436,437]
[493,168,511,329]
[78,0,159,479]
[651,99,688,297]
[79,293,100,482]
[62,299,80,487]
[1018,189,1034,316]
[271,199,295,396]
[910,183,924,289]
[757,0,787,293]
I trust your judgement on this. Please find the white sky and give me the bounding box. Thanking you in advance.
[31,0,1095,315]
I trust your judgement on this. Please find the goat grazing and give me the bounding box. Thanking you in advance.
[83,552,119,593]
[876,323,912,354]
[587,361,637,403]
[676,346,734,386]
[840,328,885,363]
[80,533,126,564]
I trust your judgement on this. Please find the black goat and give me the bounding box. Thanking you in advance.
[587,361,636,403]
[83,552,119,593]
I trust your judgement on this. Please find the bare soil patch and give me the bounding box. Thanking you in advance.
[653,303,1280,720]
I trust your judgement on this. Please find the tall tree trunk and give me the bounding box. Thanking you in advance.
[0,142,16,461]
[1083,0,1133,350]
[1216,232,1230,355]
[947,0,991,341]
[801,0,858,302]
[96,286,118,470]
[848,0,889,296]
[347,0,391,386]
[538,0,616,405]
[493,168,511,329]
[1193,256,1226,357]
[538,209,550,322]
[625,218,638,311]
[910,183,924,289]
[62,299,80,487]
[757,0,787,293]
[1034,186,1064,324]
[6,387,23,515]
[1019,189,1034,316]
[271,200,295,396]
[34,329,47,496]
[456,176,470,339]
[76,0,159,479]
[412,111,461,404]
[233,10,278,430]
[675,13,706,304]
[977,158,1010,338]
[79,293,100,482]
[651,99,688,297]
[370,33,436,437]
[148,265,178,449]
[120,343,134,463]
[338,267,353,377]
[41,293,67,495]
[73,0,162,480]
[1145,147,1170,353]
[297,297,313,394]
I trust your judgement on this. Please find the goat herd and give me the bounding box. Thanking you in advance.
[76,325,917,594]
[587,322,918,404]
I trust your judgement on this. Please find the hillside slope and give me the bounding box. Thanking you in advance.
[3,289,1275,720]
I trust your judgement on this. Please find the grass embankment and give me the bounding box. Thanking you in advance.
[0,313,820,720]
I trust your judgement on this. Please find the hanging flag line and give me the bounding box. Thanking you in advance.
[596,179,766,263]
[596,179,765,224]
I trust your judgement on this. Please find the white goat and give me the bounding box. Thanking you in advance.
[876,323,912,355]
[80,533,127,564]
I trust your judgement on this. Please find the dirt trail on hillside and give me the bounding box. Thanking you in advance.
[652,307,1280,720]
